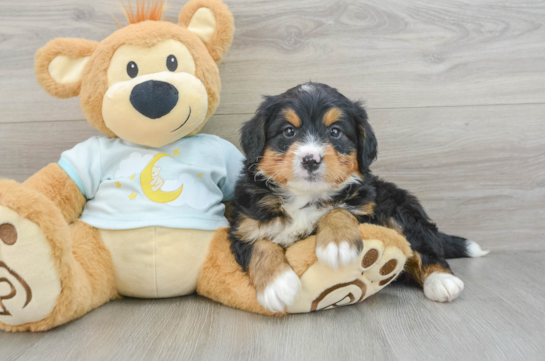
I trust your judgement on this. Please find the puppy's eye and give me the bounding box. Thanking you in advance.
[127,61,138,78]
[284,127,296,138]
[166,55,178,72]
[329,127,342,138]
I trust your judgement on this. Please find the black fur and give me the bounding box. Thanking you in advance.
[230,82,471,281]
[351,101,377,173]
[239,96,275,164]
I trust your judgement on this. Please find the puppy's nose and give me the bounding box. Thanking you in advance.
[302,154,321,172]
[130,80,179,119]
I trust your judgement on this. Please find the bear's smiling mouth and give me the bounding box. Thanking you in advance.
[171,107,191,132]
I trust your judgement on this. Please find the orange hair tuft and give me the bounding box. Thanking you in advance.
[120,0,167,25]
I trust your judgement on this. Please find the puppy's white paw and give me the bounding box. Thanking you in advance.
[466,240,490,257]
[424,272,464,302]
[316,242,359,269]
[257,269,301,313]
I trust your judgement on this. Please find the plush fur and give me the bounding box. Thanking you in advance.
[230,82,481,296]
[178,0,235,63]
[23,164,86,224]
[69,221,119,319]
[0,181,117,332]
[35,38,99,99]
[284,236,319,278]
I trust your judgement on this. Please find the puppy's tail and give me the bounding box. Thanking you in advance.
[439,232,490,259]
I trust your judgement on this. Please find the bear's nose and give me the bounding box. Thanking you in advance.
[130,80,179,119]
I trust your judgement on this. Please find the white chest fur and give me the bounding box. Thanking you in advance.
[253,178,360,247]
[272,202,329,247]
[259,190,329,247]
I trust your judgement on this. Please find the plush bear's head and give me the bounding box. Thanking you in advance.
[152,166,161,177]
[35,0,234,147]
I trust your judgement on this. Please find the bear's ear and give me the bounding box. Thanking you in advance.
[35,38,98,99]
[178,0,235,63]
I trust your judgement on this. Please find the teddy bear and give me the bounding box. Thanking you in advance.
[150,166,165,191]
[0,0,412,332]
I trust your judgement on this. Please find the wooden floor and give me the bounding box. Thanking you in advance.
[0,0,544,359]
[1,253,544,361]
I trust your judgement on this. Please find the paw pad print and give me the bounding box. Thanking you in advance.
[0,205,62,326]
[0,223,33,317]
[0,223,17,245]
[306,240,406,312]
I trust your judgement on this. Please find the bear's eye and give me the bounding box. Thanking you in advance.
[167,55,178,72]
[127,61,138,78]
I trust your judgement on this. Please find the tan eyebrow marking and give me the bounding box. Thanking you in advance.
[284,109,301,127]
[323,107,343,126]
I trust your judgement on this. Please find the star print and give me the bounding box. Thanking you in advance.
[115,182,121,188]
[130,175,136,180]
[128,192,137,200]
[198,173,203,178]
[173,149,181,156]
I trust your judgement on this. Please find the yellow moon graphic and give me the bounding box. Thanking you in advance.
[140,153,183,203]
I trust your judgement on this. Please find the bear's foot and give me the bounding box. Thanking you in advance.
[0,205,62,328]
[0,179,80,332]
[286,224,411,313]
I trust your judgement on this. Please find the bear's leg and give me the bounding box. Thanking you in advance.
[284,223,412,313]
[64,221,118,324]
[196,228,281,316]
[0,181,117,332]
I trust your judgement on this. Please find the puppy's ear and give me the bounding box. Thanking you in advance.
[353,101,377,173]
[240,96,279,165]
[240,106,267,165]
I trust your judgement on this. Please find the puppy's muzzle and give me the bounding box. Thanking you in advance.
[301,153,321,172]
[130,80,179,119]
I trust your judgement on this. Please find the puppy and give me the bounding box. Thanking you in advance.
[229,82,488,312]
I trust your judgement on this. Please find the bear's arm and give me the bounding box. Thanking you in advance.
[23,163,87,224]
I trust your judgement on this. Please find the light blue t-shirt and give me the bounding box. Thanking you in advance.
[59,134,245,230]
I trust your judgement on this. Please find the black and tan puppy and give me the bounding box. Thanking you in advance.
[229,82,488,312]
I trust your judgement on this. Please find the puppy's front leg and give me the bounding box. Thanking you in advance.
[316,208,363,269]
[249,240,301,313]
